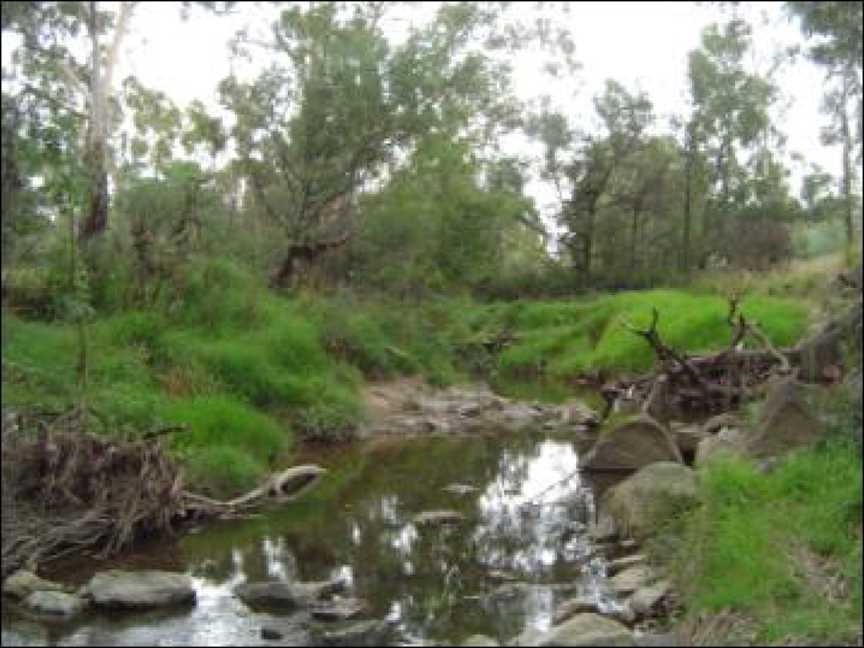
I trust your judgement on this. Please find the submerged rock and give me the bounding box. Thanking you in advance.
[601,462,698,541]
[581,415,682,472]
[86,570,195,608]
[23,591,86,617]
[312,619,393,646]
[310,597,369,621]
[538,613,636,646]
[235,578,346,610]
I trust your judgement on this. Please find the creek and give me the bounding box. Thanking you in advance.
[1,428,631,646]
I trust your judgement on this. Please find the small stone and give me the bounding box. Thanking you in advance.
[24,591,86,617]
[610,566,655,596]
[553,596,601,624]
[87,570,195,609]
[3,570,66,600]
[608,554,647,577]
[311,598,369,621]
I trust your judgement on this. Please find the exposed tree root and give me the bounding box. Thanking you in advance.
[1,408,324,579]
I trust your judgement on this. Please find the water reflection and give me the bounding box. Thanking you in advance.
[3,431,621,646]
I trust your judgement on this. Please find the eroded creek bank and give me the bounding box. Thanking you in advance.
[2,382,678,646]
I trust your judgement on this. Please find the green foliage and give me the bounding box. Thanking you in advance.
[495,290,809,378]
[666,436,863,643]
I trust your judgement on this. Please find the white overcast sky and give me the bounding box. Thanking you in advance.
[1,1,849,220]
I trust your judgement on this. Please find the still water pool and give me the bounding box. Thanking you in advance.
[2,430,627,646]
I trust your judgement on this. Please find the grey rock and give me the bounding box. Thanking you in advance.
[236,578,346,609]
[608,554,647,577]
[748,377,827,458]
[23,591,86,617]
[581,415,682,472]
[627,580,671,618]
[601,462,698,541]
[668,422,708,455]
[87,570,195,609]
[610,566,655,596]
[314,619,392,646]
[3,570,67,600]
[511,626,548,646]
[553,596,601,624]
[695,427,748,466]
[311,597,369,621]
[538,613,636,646]
[701,412,747,436]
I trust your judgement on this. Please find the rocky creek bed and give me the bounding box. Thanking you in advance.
[0,382,686,646]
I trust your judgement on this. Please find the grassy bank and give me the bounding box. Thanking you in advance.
[0,259,814,496]
[648,391,863,645]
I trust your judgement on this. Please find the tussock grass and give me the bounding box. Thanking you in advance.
[668,434,862,644]
[496,289,809,378]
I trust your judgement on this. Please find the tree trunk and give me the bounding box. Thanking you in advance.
[840,73,854,247]
[79,2,134,242]
[681,140,693,273]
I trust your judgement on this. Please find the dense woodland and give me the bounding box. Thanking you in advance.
[0,2,862,645]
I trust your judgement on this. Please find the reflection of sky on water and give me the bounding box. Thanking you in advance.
[2,432,619,646]
[473,440,594,575]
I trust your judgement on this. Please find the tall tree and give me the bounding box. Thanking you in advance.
[787,1,863,247]
[220,2,522,289]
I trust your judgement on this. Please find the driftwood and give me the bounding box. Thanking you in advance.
[606,296,803,420]
[1,409,325,579]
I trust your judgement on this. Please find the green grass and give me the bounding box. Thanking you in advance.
[496,289,810,378]
[667,435,862,644]
[159,394,289,496]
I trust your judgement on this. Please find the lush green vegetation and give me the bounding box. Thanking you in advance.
[654,390,863,644]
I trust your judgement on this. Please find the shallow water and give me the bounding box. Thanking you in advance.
[2,430,627,646]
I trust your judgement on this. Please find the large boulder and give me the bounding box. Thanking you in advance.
[538,613,636,646]
[86,570,195,608]
[797,302,862,382]
[581,415,682,472]
[746,377,826,458]
[601,462,698,540]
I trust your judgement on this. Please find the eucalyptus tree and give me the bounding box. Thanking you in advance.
[529,80,653,279]
[787,1,863,246]
[684,18,779,267]
[218,2,526,289]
